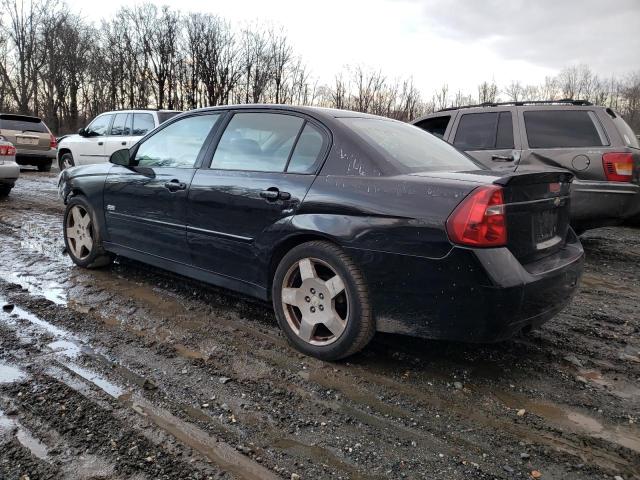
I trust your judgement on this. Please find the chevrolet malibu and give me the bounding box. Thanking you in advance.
[58,105,584,360]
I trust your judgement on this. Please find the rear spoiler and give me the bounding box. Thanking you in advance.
[491,169,574,187]
[0,113,43,123]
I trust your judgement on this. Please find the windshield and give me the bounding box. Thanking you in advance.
[340,117,481,173]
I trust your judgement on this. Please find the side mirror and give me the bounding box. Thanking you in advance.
[78,128,86,136]
[109,149,131,166]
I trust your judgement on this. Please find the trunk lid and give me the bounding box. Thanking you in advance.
[494,169,573,263]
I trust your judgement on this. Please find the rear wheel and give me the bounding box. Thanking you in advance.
[0,185,11,197]
[63,196,112,268]
[59,152,74,171]
[37,160,52,172]
[273,241,374,360]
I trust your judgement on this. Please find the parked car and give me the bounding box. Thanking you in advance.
[58,105,584,360]
[57,109,181,170]
[412,100,640,232]
[0,136,19,196]
[0,114,57,171]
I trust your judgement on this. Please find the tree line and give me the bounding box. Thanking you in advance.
[1,0,639,135]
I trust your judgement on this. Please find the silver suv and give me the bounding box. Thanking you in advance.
[413,100,640,232]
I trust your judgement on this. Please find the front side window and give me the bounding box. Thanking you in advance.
[212,113,304,172]
[86,115,112,136]
[134,114,220,168]
[341,118,480,173]
[524,110,608,148]
[454,112,513,150]
[132,113,155,136]
[110,113,131,136]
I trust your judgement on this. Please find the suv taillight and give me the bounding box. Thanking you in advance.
[50,134,57,149]
[446,185,507,247]
[0,145,16,156]
[602,153,633,182]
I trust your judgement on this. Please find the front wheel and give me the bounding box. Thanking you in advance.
[63,196,112,268]
[59,152,74,171]
[272,241,374,361]
[0,185,12,197]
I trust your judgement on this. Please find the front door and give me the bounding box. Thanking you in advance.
[103,113,223,264]
[74,114,113,165]
[450,110,521,172]
[187,111,328,287]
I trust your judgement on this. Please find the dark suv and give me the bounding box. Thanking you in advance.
[413,100,640,232]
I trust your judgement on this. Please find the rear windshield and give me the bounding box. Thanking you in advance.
[524,110,608,148]
[341,118,480,173]
[158,111,181,124]
[0,115,48,133]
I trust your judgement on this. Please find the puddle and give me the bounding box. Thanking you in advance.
[494,391,640,453]
[0,409,49,460]
[62,362,124,399]
[577,369,640,400]
[0,362,26,384]
[0,270,67,305]
[47,339,83,358]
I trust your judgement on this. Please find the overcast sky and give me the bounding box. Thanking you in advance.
[65,0,640,96]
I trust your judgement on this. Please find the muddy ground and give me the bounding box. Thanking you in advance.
[0,169,638,480]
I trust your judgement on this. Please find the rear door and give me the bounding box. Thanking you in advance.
[187,111,328,287]
[516,108,610,180]
[103,112,223,264]
[450,109,520,171]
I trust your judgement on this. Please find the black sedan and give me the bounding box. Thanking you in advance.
[58,105,584,360]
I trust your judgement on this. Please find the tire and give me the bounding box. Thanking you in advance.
[0,185,11,197]
[37,161,52,172]
[63,195,112,268]
[272,240,374,361]
[59,152,74,171]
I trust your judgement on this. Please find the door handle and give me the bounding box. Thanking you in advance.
[260,188,291,201]
[164,179,187,192]
[98,141,104,146]
[121,141,127,145]
[491,154,514,162]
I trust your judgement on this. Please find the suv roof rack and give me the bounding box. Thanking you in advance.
[438,99,592,112]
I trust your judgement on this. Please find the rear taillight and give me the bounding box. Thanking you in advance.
[50,134,57,149]
[446,185,507,247]
[602,152,633,182]
[0,145,16,156]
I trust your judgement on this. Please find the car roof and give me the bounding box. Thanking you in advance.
[187,104,388,122]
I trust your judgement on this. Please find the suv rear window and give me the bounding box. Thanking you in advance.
[524,110,608,148]
[453,112,514,150]
[158,111,181,124]
[0,115,48,133]
[414,116,451,139]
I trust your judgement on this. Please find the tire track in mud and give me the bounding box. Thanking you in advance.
[1,172,639,480]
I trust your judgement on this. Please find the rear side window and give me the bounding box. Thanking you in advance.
[610,114,639,148]
[454,112,513,150]
[133,113,155,136]
[212,113,304,172]
[414,116,451,139]
[0,116,48,133]
[287,123,325,173]
[110,113,131,136]
[524,110,607,148]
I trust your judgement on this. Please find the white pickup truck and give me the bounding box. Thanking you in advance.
[57,109,181,170]
[0,136,19,196]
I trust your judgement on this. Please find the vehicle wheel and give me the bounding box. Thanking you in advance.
[59,152,74,171]
[37,161,52,172]
[272,241,374,361]
[0,185,11,197]
[63,196,112,268]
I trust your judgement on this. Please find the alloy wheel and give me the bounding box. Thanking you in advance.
[281,257,349,346]
[66,205,93,260]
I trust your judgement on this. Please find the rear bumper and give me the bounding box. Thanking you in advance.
[570,179,640,229]
[0,161,20,185]
[16,148,56,165]
[347,230,584,342]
